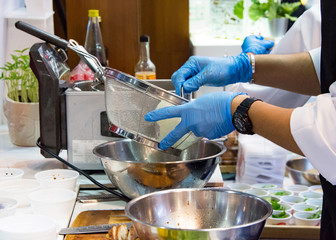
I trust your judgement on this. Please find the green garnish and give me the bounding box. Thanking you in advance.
[307,213,321,219]
[305,208,314,211]
[274,191,285,196]
[271,200,284,210]
[272,211,289,218]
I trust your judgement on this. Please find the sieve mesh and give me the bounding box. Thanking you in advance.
[105,70,200,150]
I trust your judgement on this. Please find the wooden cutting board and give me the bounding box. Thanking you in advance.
[64,210,132,240]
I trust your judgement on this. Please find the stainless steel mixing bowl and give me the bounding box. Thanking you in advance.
[93,139,225,199]
[125,188,272,240]
[286,158,320,186]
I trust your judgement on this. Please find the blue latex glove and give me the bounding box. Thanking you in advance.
[241,35,274,55]
[171,53,251,96]
[145,91,246,150]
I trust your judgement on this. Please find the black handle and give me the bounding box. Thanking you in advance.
[15,21,69,49]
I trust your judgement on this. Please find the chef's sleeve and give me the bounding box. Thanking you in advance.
[290,80,336,185]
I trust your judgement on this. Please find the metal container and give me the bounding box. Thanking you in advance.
[125,188,272,240]
[93,139,225,199]
[286,158,320,186]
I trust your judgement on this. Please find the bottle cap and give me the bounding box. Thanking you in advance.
[140,35,150,42]
[88,9,99,18]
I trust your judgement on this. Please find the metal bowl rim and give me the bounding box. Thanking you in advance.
[93,139,226,164]
[125,187,273,232]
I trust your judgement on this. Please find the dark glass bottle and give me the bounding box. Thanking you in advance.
[84,9,107,66]
[134,35,156,80]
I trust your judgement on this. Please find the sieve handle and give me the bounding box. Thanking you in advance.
[15,21,69,49]
[180,86,191,101]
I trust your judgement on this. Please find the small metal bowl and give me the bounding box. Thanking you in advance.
[125,188,272,240]
[286,158,320,186]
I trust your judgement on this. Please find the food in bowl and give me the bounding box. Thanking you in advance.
[268,188,293,197]
[293,203,319,213]
[266,211,292,225]
[252,183,278,190]
[293,211,321,226]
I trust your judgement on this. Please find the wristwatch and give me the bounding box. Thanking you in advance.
[232,97,262,135]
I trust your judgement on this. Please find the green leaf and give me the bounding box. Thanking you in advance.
[249,3,264,21]
[233,0,245,19]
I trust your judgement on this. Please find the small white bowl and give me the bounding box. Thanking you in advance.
[299,191,323,200]
[285,184,309,196]
[268,188,293,198]
[0,179,41,207]
[245,188,268,197]
[281,195,305,205]
[34,169,79,191]
[306,198,323,209]
[227,183,251,192]
[252,183,278,190]
[0,197,18,218]
[309,185,323,193]
[293,211,321,226]
[28,188,77,220]
[0,214,57,240]
[0,168,24,181]
[266,212,292,225]
[292,203,320,214]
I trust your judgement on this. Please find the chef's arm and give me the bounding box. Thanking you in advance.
[231,94,303,156]
[251,51,320,96]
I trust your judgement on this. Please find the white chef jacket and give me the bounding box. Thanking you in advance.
[230,2,321,108]
[291,48,336,185]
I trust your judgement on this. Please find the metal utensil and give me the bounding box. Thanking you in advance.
[286,157,321,186]
[15,20,200,154]
[125,188,272,240]
[59,222,132,235]
[93,139,225,199]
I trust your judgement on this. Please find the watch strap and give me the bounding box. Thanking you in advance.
[233,97,262,135]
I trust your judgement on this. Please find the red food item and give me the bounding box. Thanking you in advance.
[70,61,94,83]
[276,222,287,225]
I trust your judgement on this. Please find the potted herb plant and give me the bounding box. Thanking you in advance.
[0,48,39,146]
[234,0,302,37]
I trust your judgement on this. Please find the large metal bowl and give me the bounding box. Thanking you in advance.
[286,158,320,186]
[125,188,272,240]
[93,139,225,199]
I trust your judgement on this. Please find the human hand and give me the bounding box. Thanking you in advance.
[145,91,246,150]
[171,53,251,96]
[241,35,274,54]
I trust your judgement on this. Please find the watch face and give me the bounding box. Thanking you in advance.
[232,112,252,134]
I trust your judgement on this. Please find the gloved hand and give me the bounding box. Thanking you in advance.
[145,91,246,150]
[241,35,274,55]
[171,53,252,96]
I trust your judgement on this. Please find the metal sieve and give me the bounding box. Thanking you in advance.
[14,21,200,155]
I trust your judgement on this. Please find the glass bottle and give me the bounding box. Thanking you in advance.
[134,35,156,80]
[84,9,107,66]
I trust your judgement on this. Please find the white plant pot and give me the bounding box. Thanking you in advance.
[268,18,289,38]
[3,96,40,147]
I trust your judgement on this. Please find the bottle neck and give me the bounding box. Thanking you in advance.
[139,42,150,61]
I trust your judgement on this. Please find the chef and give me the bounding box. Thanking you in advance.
[231,1,321,108]
[144,0,336,238]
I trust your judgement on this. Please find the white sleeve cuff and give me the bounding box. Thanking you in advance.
[308,47,321,83]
